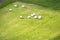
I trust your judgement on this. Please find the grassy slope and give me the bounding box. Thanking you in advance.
[0,2,60,40]
[18,0,60,10]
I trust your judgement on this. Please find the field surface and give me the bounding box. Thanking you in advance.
[0,2,60,40]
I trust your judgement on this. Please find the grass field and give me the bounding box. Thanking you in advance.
[0,2,60,40]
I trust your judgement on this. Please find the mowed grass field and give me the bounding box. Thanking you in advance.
[0,2,60,40]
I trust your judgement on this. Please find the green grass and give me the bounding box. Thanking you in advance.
[0,2,60,40]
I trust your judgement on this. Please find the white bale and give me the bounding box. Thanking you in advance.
[27,16,31,19]
[9,8,12,12]
[34,16,38,19]
[31,13,36,17]
[38,16,42,19]
[20,16,23,19]
[14,4,17,7]
[21,5,25,8]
